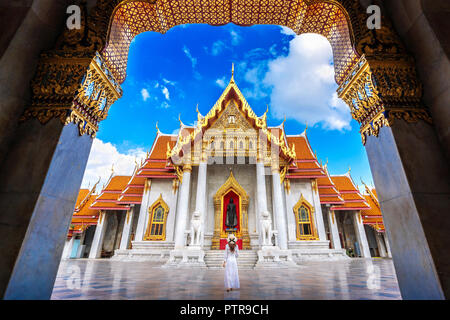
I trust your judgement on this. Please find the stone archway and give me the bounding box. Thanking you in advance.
[0,0,448,300]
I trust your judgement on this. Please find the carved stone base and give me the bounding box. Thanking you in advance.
[254,246,297,269]
[162,248,207,268]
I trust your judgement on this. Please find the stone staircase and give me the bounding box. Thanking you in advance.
[204,250,258,269]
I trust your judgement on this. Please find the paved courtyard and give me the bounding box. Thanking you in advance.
[51,258,401,300]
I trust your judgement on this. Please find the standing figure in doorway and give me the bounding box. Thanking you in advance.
[225,198,238,228]
[222,234,240,292]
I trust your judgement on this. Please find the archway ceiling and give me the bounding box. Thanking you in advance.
[103,0,358,85]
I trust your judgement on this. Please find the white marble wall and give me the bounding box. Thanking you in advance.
[285,179,323,243]
[136,179,178,242]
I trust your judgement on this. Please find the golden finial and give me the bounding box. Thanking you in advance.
[178,113,184,127]
[155,121,160,133]
[196,103,199,114]
[111,164,114,174]
[231,62,234,77]
[348,165,351,173]
[305,121,308,131]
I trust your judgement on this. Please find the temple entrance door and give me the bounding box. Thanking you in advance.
[212,171,250,250]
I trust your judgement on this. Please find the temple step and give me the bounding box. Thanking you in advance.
[204,250,258,269]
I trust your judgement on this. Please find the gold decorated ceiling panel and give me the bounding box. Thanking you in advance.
[102,0,358,84]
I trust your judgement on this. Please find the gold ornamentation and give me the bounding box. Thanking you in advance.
[338,55,431,144]
[293,194,318,241]
[21,52,122,138]
[144,194,169,241]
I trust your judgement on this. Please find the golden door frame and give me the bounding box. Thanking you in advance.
[293,194,319,241]
[212,171,250,250]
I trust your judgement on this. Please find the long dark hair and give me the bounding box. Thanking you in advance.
[229,241,236,252]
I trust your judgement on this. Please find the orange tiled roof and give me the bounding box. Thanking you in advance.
[90,175,131,211]
[362,186,385,232]
[331,173,370,211]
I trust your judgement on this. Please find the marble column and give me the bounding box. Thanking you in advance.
[88,212,108,259]
[365,120,450,299]
[75,231,87,258]
[135,180,151,241]
[119,206,135,250]
[375,232,387,258]
[256,162,269,214]
[352,211,371,258]
[173,165,192,249]
[62,238,74,260]
[311,181,327,241]
[327,209,342,250]
[194,162,207,246]
[383,233,392,258]
[271,167,288,250]
[1,121,92,300]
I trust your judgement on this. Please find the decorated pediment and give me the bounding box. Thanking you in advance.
[207,99,255,132]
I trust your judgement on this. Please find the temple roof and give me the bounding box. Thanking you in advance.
[361,183,385,232]
[90,175,131,211]
[317,165,344,205]
[68,186,100,238]
[330,172,370,211]
[166,73,296,162]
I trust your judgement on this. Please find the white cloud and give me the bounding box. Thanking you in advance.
[280,26,296,36]
[183,45,197,68]
[215,77,226,88]
[263,33,351,131]
[230,30,241,45]
[141,88,150,101]
[162,78,175,86]
[211,40,226,56]
[81,139,146,189]
[162,86,170,100]
[160,101,170,109]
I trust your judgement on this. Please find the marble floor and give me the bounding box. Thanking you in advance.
[51,258,401,300]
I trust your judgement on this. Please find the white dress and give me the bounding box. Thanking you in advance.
[224,244,240,289]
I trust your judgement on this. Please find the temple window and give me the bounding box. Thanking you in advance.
[144,195,169,241]
[240,141,243,149]
[293,195,318,240]
[229,141,233,148]
[220,141,224,149]
[249,141,253,149]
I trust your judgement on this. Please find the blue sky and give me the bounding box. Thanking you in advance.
[82,23,374,190]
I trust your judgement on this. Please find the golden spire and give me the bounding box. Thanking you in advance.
[111,164,114,174]
[178,113,184,127]
[155,121,160,134]
[230,62,235,83]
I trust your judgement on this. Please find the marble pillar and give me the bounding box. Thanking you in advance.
[75,231,87,258]
[327,209,342,250]
[311,181,327,241]
[119,206,135,250]
[135,180,151,241]
[256,162,269,213]
[88,212,108,259]
[194,162,207,246]
[352,212,371,258]
[62,238,74,260]
[0,121,92,300]
[271,168,288,250]
[173,165,192,249]
[375,232,387,258]
[365,120,450,299]
[383,233,392,258]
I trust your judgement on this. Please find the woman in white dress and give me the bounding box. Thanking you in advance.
[222,235,240,292]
